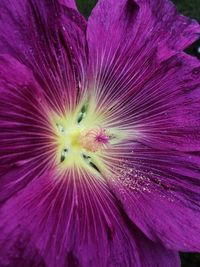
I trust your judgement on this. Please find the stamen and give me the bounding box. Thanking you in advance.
[60,148,68,163]
[77,103,88,124]
[89,161,101,173]
[78,127,109,152]
[82,153,101,174]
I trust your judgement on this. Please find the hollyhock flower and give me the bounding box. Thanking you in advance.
[0,0,200,266]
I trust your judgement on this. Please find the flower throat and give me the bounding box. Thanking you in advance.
[51,100,117,176]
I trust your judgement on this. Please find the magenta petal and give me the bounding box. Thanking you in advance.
[59,0,77,9]
[86,0,200,109]
[0,169,180,267]
[105,51,200,252]
[107,141,200,251]
[0,55,53,163]
[88,0,200,58]
[0,0,87,112]
[60,4,88,94]
[1,0,200,265]
[105,53,200,152]
[0,227,46,267]
[0,55,55,203]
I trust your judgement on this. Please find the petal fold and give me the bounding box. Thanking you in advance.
[59,0,77,9]
[86,0,200,110]
[88,0,200,58]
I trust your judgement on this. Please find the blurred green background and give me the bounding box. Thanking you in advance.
[75,0,200,266]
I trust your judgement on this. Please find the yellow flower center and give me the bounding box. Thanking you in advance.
[50,99,124,176]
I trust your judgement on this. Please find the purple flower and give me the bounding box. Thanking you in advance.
[0,0,200,266]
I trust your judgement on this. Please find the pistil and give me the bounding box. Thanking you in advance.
[78,127,110,152]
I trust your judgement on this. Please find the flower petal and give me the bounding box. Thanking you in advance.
[105,53,200,152]
[101,52,200,251]
[0,0,87,112]
[86,0,200,109]
[88,0,200,58]
[0,168,180,267]
[106,141,200,252]
[0,55,55,204]
[59,0,77,9]
[0,227,46,267]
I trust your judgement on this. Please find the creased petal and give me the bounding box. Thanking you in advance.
[86,0,200,110]
[0,168,180,267]
[60,4,88,94]
[0,55,55,204]
[59,0,77,9]
[88,0,200,58]
[0,0,87,112]
[105,141,200,252]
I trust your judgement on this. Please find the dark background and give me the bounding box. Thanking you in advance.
[75,0,200,266]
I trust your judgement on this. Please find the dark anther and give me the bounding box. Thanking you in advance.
[60,155,65,163]
[82,154,91,160]
[80,103,88,114]
[77,113,84,124]
[82,154,101,174]
[89,162,101,174]
[60,148,68,163]
[77,103,88,124]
